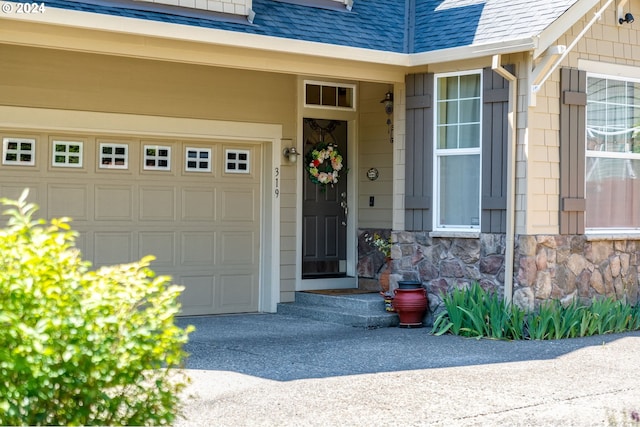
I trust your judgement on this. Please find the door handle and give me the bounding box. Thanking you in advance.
[340,200,348,226]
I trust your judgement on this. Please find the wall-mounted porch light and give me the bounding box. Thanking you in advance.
[620,12,635,24]
[380,90,394,143]
[618,0,634,24]
[283,146,301,163]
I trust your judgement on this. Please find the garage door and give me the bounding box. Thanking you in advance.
[0,132,261,316]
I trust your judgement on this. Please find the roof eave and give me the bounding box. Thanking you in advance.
[1,4,550,76]
[408,37,539,67]
[0,6,410,65]
[534,0,600,59]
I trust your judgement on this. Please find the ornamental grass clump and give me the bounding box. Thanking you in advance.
[0,191,193,426]
[432,282,526,339]
[432,281,640,340]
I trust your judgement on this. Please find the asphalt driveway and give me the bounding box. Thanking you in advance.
[174,313,640,426]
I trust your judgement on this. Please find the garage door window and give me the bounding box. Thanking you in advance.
[3,137,35,166]
[225,149,250,174]
[144,145,171,171]
[52,140,83,168]
[99,143,128,169]
[185,147,211,172]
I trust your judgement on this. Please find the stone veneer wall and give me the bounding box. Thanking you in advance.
[391,232,506,324]
[361,232,640,325]
[513,236,640,312]
[357,229,392,292]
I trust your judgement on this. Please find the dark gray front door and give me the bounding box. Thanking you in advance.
[302,118,348,278]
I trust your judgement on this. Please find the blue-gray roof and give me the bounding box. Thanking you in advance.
[15,0,581,54]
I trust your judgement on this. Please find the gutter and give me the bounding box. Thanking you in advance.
[491,54,517,305]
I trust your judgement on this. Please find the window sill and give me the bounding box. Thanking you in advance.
[429,231,480,239]
[585,233,640,241]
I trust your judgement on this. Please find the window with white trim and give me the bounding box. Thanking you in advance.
[99,143,128,169]
[52,140,83,168]
[143,145,171,171]
[2,137,35,166]
[304,81,356,110]
[586,74,640,229]
[185,147,211,172]
[225,149,250,174]
[434,71,482,230]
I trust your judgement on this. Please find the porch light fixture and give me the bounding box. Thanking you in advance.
[283,146,301,163]
[380,90,394,143]
[620,12,634,24]
[618,0,634,25]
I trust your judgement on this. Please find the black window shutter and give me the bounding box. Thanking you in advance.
[405,73,434,231]
[481,66,513,233]
[559,68,587,235]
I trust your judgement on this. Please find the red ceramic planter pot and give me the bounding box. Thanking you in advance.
[393,285,428,327]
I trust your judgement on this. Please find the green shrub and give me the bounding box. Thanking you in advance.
[432,281,640,341]
[0,191,193,426]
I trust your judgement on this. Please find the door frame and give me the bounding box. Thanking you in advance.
[295,80,359,291]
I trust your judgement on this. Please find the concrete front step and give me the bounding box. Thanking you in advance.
[277,291,399,328]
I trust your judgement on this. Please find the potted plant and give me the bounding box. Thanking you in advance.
[364,232,393,310]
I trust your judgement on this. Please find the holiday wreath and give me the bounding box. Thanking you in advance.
[305,142,344,188]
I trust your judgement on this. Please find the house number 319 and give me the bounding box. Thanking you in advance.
[274,167,279,198]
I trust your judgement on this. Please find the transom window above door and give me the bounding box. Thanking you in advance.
[304,81,355,110]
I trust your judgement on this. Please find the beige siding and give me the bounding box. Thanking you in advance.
[522,0,640,234]
[357,82,393,229]
[0,44,296,128]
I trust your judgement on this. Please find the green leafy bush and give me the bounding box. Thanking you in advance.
[0,191,193,426]
[432,281,640,340]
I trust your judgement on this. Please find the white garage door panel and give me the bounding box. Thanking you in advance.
[0,183,40,205]
[182,188,216,221]
[219,273,257,312]
[221,231,256,265]
[181,231,216,265]
[47,184,88,220]
[95,185,133,221]
[179,274,216,314]
[220,188,256,222]
[0,134,262,316]
[138,231,176,267]
[139,186,176,221]
[94,231,134,266]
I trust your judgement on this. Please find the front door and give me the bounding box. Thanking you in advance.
[302,118,348,279]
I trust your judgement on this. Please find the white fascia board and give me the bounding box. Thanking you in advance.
[0,4,409,66]
[534,0,600,60]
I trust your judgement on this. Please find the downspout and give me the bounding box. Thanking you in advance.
[492,55,517,305]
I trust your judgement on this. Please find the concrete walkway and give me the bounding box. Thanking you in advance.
[175,314,640,426]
